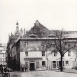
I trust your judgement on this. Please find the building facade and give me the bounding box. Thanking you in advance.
[0,43,6,67]
[7,20,77,71]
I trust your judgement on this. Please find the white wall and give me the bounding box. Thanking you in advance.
[47,51,60,61]
[63,51,76,60]
[20,52,25,65]
[20,51,42,64]
[28,51,42,58]
[46,50,76,69]
[20,45,77,69]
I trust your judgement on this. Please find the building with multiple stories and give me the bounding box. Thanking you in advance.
[0,43,6,67]
[6,22,26,70]
[7,20,77,71]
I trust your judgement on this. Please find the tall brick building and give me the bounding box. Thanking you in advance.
[7,20,77,71]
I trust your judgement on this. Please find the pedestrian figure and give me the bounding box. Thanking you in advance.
[1,67,3,73]
[25,67,27,72]
[22,67,24,72]
[4,67,7,72]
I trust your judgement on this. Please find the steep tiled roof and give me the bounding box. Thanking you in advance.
[23,20,49,38]
[23,20,77,39]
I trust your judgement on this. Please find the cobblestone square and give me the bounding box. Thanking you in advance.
[10,70,77,77]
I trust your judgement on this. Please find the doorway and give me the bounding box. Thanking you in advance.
[53,61,56,68]
[30,63,35,71]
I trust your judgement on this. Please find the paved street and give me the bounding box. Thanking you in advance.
[20,71,77,77]
[10,70,77,77]
[0,69,77,77]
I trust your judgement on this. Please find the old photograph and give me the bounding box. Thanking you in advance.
[0,0,77,77]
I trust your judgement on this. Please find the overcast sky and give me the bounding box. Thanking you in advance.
[0,0,77,44]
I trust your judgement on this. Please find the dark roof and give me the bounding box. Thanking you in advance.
[23,20,77,39]
[23,20,50,38]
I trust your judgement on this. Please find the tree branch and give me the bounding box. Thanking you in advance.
[62,43,76,56]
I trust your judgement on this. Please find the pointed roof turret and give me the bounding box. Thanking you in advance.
[15,21,20,37]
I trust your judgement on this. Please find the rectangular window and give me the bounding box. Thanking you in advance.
[25,52,28,56]
[54,52,57,56]
[53,61,56,63]
[0,58,2,61]
[42,51,45,56]
[3,53,5,57]
[66,61,69,65]
[3,58,5,62]
[68,51,71,56]
[25,42,28,47]
[42,61,45,66]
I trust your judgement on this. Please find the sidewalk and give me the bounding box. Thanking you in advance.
[51,69,77,74]
[64,69,77,74]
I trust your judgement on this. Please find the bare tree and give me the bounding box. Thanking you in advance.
[41,30,77,71]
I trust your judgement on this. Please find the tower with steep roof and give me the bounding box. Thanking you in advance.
[15,21,20,37]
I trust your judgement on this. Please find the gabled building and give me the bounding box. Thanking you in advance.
[7,20,77,71]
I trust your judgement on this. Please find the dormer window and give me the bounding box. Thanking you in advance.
[29,34,37,38]
[48,34,55,38]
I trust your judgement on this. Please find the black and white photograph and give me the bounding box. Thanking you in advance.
[0,0,77,77]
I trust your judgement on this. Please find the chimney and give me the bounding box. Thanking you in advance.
[35,20,39,26]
